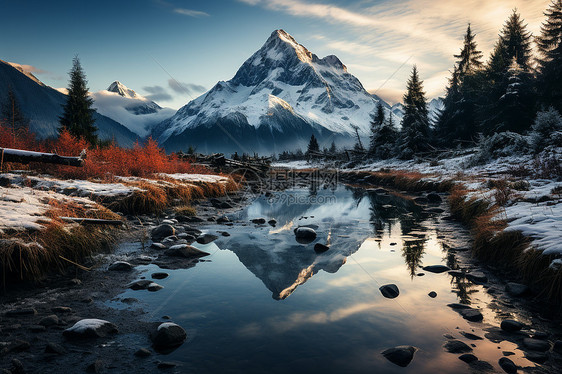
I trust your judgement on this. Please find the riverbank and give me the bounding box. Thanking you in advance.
[275,149,562,308]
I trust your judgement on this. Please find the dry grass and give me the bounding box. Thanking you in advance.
[175,205,196,216]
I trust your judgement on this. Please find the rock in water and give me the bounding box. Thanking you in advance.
[196,234,219,244]
[523,338,550,352]
[63,319,118,339]
[500,319,524,332]
[381,346,416,367]
[379,284,400,299]
[459,308,483,322]
[466,272,487,284]
[251,218,266,224]
[444,340,473,353]
[165,244,210,258]
[314,243,330,253]
[422,265,451,273]
[459,354,478,363]
[151,323,187,349]
[498,357,517,373]
[428,291,437,298]
[294,227,317,243]
[108,261,133,271]
[426,193,442,204]
[151,224,175,241]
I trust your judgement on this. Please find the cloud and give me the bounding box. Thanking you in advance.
[142,85,173,102]
[173,8,209,17]
[167,79,206,95]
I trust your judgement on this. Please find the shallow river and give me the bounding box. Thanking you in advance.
[109,186,539,373]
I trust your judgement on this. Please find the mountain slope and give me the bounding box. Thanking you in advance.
[153,29,395,154]
[0,60,138,147]
[91,81,175,138]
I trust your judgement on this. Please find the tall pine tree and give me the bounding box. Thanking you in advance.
[306,134,320,155]
[482,9,535,134]
[59,56,98,145]
[436,24,484,145]
[369,101,385,155]
[399,66,430,159]
[1,88,30,147]
[536,0,562,112]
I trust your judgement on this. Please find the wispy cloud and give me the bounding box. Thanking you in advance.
[173,8,209,17]
[239,0,550,101]
[143,85,173,102]
[167,79,206,95]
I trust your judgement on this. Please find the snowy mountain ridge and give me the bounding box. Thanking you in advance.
[153,29,398,154]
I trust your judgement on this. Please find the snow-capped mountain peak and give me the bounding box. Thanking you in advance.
[152,29,397,154]
[107,81,142,100]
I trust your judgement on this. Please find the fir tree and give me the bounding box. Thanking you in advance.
[306,134,320,155]
[454,24,484,77]
[369,101,385,154]
[399,66,430,158]
[371,112,397,159]
[536,0,562,112]
[329,140,337,154]
[59,56,98,145]
[1,88,29,132]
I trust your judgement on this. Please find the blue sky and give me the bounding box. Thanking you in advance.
[0,0,551,109]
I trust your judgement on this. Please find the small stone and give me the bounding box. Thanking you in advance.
[500,319,524,332]
[314,243,330,254]
[221,231,230,237]
[469,360,494,372]
[423,265,451,273]
[39,314,59,326]
[522,338,550,352]
[532,331,549,340]
[216,215,230,224]
[459,354,478,363]
[196,234,219,244]
[165,244,210,258]
[69,278,82,286]
[447,303,472,310]
[498,357,517,373]
[52,306,72,314]
[151,242,167,250]
[129,280,153,290]
[9,339,30,352]
[459,308,483,322]
[381,346,416,367]
[151,272,169,280]
[428,291,437,298]
[294,227,317,243]
[45,342,67,355]
[147,283,164,292]
[134,348,151,357]
[506,282,529,297]
[108,261,133,271]
[151,323,187,349]
[63,319,118,339]
[460,331,483,340]
[251,218,266,224]
[524,351,548,364]
[379,284,400,299]
[268,219,277,226]
[503,351,515,356]
[151,224,175,241]
[444,340,473,353]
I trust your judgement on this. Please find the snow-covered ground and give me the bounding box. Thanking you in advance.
[273,151,562,264]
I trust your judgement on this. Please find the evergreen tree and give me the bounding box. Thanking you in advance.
[59,56,98,145]
[482,9,535,134]
[371,112,398,159]
[454,24,484,77]
[436,24,485,145]
[369,101,385,154]
[306,134,320,155]
[536,0,562,112]
[399,66,430,158]
[1,88,29,132]
[329,140,337,154]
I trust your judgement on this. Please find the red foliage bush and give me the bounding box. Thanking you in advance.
[0,123,206,179]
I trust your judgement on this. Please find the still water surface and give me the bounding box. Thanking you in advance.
[111,186,534,373]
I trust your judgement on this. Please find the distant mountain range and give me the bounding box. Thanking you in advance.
[1,30,444,154]
[0,60,139,147]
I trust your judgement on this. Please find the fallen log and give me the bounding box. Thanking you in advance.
[0,148,85,167]
[59,217,124,226]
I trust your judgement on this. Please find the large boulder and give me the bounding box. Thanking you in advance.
[500,319,524,332]
[379,284,400,299]
[63,319,118,339]
[294,227,317,243]
[151,323,187,349]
